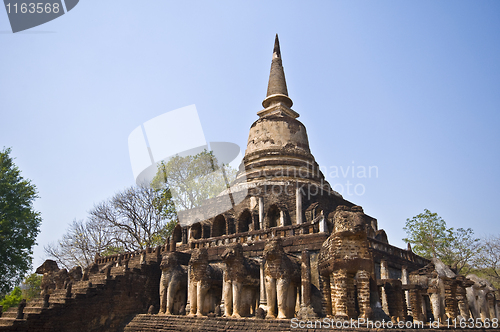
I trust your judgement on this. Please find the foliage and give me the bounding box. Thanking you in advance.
[0,286,22,312]
[45,150,235,269]
[403,209,451,259]
[0,147,42,295]
[473,235,500,288]
[403,209,480,273]
[21,273,41,301]
[438,227,481,274]
[152,150,237,211]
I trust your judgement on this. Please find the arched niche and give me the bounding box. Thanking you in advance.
[190,222,202,240]
[212,214,226,237]
[172,224,182,243]
[266,204,280,228]
[238,209,252,233]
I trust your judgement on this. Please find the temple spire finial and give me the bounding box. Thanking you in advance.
[273,33,281,58]
[262,34,294,110]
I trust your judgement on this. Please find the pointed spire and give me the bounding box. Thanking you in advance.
[262,34,293,109]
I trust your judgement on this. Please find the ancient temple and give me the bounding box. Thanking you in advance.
[1,35,498,331]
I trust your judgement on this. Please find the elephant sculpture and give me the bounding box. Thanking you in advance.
[263,238,301,319]
[188,248,223,316]
[221,243,260,317]
[159,252,188,315]
[466,274,498,321]
[318,205,375,320]
[36,260,67,296]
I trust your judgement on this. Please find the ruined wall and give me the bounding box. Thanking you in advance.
[0,256,161,332]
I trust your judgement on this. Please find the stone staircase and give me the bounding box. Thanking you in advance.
[124,315,293,332]
[0,270,113,330]
[0,253,161,332]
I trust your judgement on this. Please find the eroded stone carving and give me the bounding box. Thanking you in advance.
[159,252,187,315]
[36,260,65,296]
[319,205,375,320]
[263,238,301,319]
[188,248,223,316]
[221,243,260,317]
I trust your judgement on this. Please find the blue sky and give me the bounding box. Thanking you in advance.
[1,1,499,270]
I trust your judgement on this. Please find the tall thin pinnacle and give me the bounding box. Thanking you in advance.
[263,34,293,109]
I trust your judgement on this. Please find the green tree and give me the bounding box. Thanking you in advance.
[0,147,41,295]
[403,209,479,273]
[403,209,451,259]
[20,273,42,302]
[152,150,237,211]
[0,286,22,312]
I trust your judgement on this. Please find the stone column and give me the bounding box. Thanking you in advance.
[319,214,326,233]
[321,274,332,316]
[301,251,311,307]
[296,186,302,225]
[280,210,285,227]
[356,270,371,319]
[430,290,441,322]
[401,266,410,315]
[259,260,266,308]
[380,260,389,279]
[444,280,458,319]
[456,282,470,319]
[259,197,264,230]
[409,287,424,322]
[186,265,191,314]
[332,270,355,320]
[380,260,389,315]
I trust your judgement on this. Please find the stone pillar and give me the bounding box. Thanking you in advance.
[332,270,355,320]
[259,197,264,230]
[280,210,285,227]
[187,228,191,241]
[430,291,441,322]
[16,299,26,319]
[42,294,50,308]
[444,280,458,319]
[321,274,332,316]
[182,228,188,244]
[380,260,389,315]
[380,260,389,279]
[488,293,496,320]
[186,265,191,314]
[296,186,302,224]
[301,251,311,307]
[259,260,267,308]
[356,270,371,319]
[409,287,424,322]
[456,282,470,319]
[401,266,410,315]
[319,214,326,233]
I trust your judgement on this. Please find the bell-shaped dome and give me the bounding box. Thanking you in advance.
[240,35,326,186]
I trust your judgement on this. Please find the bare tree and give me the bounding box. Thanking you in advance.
[474,235,500,287]
[45,185,176,269]
[44,218,115,270]
[89,184,173,251]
